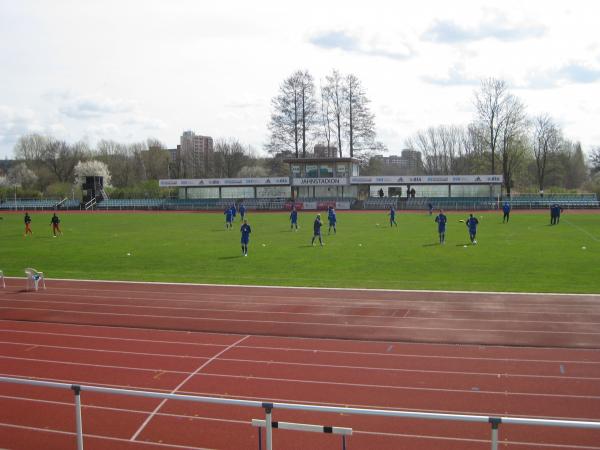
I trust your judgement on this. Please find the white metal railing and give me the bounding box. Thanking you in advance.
[84,198,96,210]
[1,375,599,450]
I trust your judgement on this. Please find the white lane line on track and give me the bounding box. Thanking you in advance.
[4,420,600,450]
[4,305,600,335]
[6,276,599,297]
[1,327,599,364]
[0,393,249,425]
[129,334,250,441]
[5,287,600,308]
[2,353,599,400]
[356,429,600,450]
[0,423,212,450]
[4,297,600,325]
[3,372,599,423]
[2,340,599,380]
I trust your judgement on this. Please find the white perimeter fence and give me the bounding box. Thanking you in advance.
[1,376,600,450]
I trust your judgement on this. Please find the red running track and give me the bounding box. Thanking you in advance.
[0,279,599,449]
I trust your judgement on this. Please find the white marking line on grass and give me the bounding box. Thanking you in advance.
[5,297,600,325]
[2,340,599,381]
[7,276,600,297]
[4,305,600,336]
[129,334,250,442]
[564,219,600,242]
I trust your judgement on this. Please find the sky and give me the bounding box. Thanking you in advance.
[1,0,600,159]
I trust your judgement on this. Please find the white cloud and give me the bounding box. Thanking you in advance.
[59,95,136,119]
[309,30,413,61]
[1,0,599,158]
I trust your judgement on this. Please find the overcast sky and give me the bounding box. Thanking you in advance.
[1,0,599,159]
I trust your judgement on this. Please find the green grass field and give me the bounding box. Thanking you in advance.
[0,210,598,293]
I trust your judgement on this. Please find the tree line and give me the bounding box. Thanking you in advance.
[267,69,383,160]
[1,74,599,199]
[400,78,594,195]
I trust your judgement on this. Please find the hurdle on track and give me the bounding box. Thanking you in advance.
[1,376,600,450]
[252,419,351,450]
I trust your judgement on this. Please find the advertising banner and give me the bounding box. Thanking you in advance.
[350,175,503,185]
[159,178,289,187]
[291,177,348,186]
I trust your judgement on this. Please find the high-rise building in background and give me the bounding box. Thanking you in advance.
[372,149,424,175]
[179,131,214,177]
[313,144,338,158]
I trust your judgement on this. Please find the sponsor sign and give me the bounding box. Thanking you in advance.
[350,175,503,185]
[336,201,351,210]
[159,178,289,187]
[291,177,348,186]
[303,201,317,210]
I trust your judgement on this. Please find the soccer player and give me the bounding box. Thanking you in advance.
[290,206,298,230]
[555,204,563,224]
[327,207,337,234]
[435,209,447,244]
[50,213,62,237]
[428,202,433,216]
[239,204,246,221]
[466,213,479,244]
[24,212,32,237]
[550,204,563,225]
[231,204,237,220]
[240,219,251,256]
[502,202,511,223]
[388,207,398,227]
[311,214,323,246]
[224,207,233,229]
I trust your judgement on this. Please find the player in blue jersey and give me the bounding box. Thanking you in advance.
[550,204,563,225]
[239,204,246,221]
[502,202,511,223]
[311,214,323,246]
[465,213,479,244]
[388,207,398,227]
[290,206,298,230]
[231,204,237,220]
[435,209,447,244]
[224,207,233,229]
[327,207,337,234]
[240,219,251,256]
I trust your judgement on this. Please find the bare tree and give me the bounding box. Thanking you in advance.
[532,114,560,193]
[589,147,600,174]
[474,78,511,174]
[267,70,317,158]
[42,139,87,183]
[13,134,49,161]
[318,79,333,151]
[298,70,318,157]
[213,138,248,178]
[324,69,345,157]
[499,96,528,195]
[344,73,376,159]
